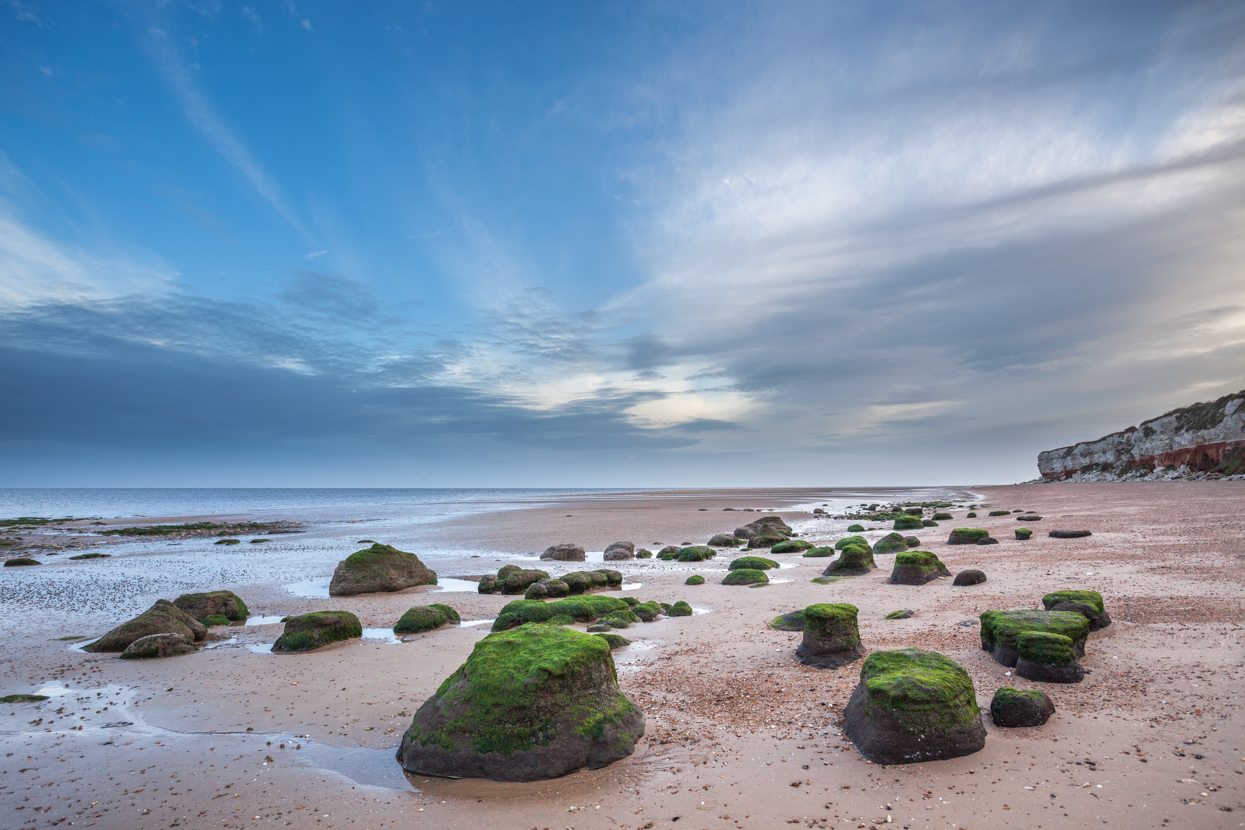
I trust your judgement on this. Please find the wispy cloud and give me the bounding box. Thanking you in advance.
[241,5,263,34]
[303,250,327,260]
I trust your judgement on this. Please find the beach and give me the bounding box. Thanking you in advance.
[2,482,1244,829]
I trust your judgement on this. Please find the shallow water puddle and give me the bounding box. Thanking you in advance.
[459,618,495,627]
[362,628,402,644]
[203,637,238,650]
[248,642,275,654]
[620,582,643,591]
[427,577,479,593]
[244,615,286,626]
[34,681,74,698]
[284,578,330,598]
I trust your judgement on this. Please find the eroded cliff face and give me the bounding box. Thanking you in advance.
[1037,390,1245,481]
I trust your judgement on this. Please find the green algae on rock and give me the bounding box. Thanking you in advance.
[635,549,653,559]
[771,538,814,553]
[892,515,924,531]
[729,555,778,571]
[947,528,990,545]
[723,568,768,586]
[836,535,869,550]
[173,590,249,623]
[979,609,1089,667]
[667,600,693,617]
[843,648,985,764]
[480,566,550,595]
[1015,527,1033,540]
[707,533,741,547]
[3,557,39,566]
[656,545,682,560]
[887,551,950,585]
[685,574,705,585]
[871,533,909,556]
[824,544,875,575]
[796,603,864,668]
[329,543,437,596]
[1042,590,1111,630]
[272,611,362,653]
[395,604,461,635]
[631,601,662,622]
[989,510,1010,517]
[492,595,631,632]
[120,632,198,660]
[0,693,49,703]
[990,687,1054,727]
[594,632,631,650]
[802,546,835,558]
[847,524,866,533]
[1015,631,1085,683]
[884,609,914,620]
[932,512,953,521]
[200,614,231,627]
[83,599,207,653]
[396,625,645,781]
[677,545,716,562]
[770,610,806,631]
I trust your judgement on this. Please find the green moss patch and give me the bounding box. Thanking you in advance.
[594,632,630,650]
[656,545,682,560]
[395,604,461,635]
[215,538,241,545]
[723,568,768,586]
[685,574,705,585]
[932,512,953,521]
[771,610,805,631]
[678,546,716,562]
[1,693,49,703]
[272,611,362,653]
[771,539,814,553]
[492,595,630,631]
[847,524,865,533]
[871,533,909,555]
[947,528,990,545]
[884,609,914,620]
[1015,528,1033,539]
[1041,590,1104,613]
[892,515,924,531]
[729,555,778,571]
[667,601,693,617]
[858,648,980,733]
[835,535,868,550]
[69,552,110,559]
[173,590,249,622]
[988,510,1010,517]
[3,557,39,566]
[802,546,835,557]
[200,614,231,627]
[1017,631,1076,665]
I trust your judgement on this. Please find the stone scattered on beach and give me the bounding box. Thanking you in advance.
[1015,631,1085,683]
[524,579,568,600]
[631,601,662,622]
[847,524,865,532]
[329,543,437,596]
[1049,530,1092,539]
[733,515,793,543]
[69,552,110,559]
[1042,590,1112,630]
[540,543,586,561]
[837,535,869,550]
[173,590,249,623]
[1015,528,1033,540]
[83,599,207,653]
[635,548,653,559]
[888,551,950,585]
[707,533,741,547]
[903,535,921,547]
[771,538,814,553]
[947,528,990,545]
[3,557,39,566]
[884,609,914,620]
[1016,515,1043,522]
[770,610,806,631]
[952,569,987,586]
[893,515,924,531]
[396,625,645,782]
[0,694,49,703]
[802,546,835,557]
[932,512,953,521]
[729,555,778,570]
[823,543,875,575]
[480,566,550,595]
[685,574,704,585]
[723,568,768,586]
[667,600,693,617]
[843,648,986,765]
[119,633,197,660]
[656,545,682,560]
[990,687,1055,727]
[394,603,461,635]
[988,510,1010,517]
[796,603,865,668]
[272,611,363,653]
[965,512,977,518]
[871,533,909,556]
[678,545,716,562]
[594,632,630,650]
[492,595,631,631]
[603,541,635,561]
[976,536,999,546]
[979,609,1089,667]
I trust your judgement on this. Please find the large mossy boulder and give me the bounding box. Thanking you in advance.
[979,609,1089,667]
[990,687,1055,727]
[172,590,249,623]
[540,543,586,561]
[656,545,682,560]
[667,600,693,617]
[395,625,645,781]
[847,524,866,532]
[603,541,635,561]
[83,599,207,653]
[3,557,39,566]
[947,529,990,545]
[722,568,768,586]
[1042,590,1111,630]
[685,574,704,585]
[272,611,362,653]
[802,545,835,558]
[1015,632,1085,683]
[796,603,864,668]
[120,633,197,660]
[888,551,950,585]
[492,595,630,631]
[395,604,461,635]
[836,535,869,550]
[771,539,814,553]
[707,533,741,547]
[678,545,716,562]
[871,533,909,556]
[329,543,437,596]
[729,555,778,571]
[843,648,986,765]
[824,544,875,575]
[893,515,924,531]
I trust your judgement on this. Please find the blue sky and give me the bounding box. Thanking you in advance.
[2,1,1243,487]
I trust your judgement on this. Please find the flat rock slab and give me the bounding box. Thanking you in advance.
[1049,530,1092,538]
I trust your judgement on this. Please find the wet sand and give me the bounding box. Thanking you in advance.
[2,483,1244,829]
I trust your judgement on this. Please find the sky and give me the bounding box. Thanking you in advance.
[1,0,1244,488]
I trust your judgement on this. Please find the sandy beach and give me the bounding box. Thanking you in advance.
[3,482,1244,830]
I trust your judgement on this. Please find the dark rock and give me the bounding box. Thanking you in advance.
[477,575,500,594]
[952,569,986,586]
[888,551,950,585]
[594,632,630,650]
[678,545,716,562]
[979,609,1089,667]
[1042,590,1111,630]
[947,529,990,545]
[635,548,653,559]
[172,590,249,623]
[1016,515,1043,522]
[541,543,586,561]
[396,625,645,781]
[1014,632,1085,683]
[988,510,1011,517]
[496,567,550,595]
[119,633,197,660]
[603,542,635,561]
[1049,530,1092,539]
[823,544,875,575]
[656,545,682,560]
[707,534,741,547]
[770,610,805,631]
[1015,528,1033,540]
[83,600,207,653]
[3,557,39,566]
[872,533,909,556]
[990,688,1054,727]
[273,611,362,653]
[976,536,999,546]
[796,603,865,668]
[903,536,921,547]
[329,543,437,596]
[884,609,914,620]
[843,648,986,764]
[395,604,460,635]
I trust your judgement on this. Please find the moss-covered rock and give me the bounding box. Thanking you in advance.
[797,603,864,668]
[952,569,986,587]
[0,693,49,703]
[329,544,437,596]
[3,557,39,566]
[824,544,875,575]
[885,609,914,620]
[396,625,645,781]
[947,528,990,545]
[893,515,924,531]
[871,533,909,556]
[478,575,500,594]
[770,610,805,631]
[965,511,977,518]
[685,574,705,585]
[707,533,741,547]
[988,510,1010,517]
[83,600,207,653]
[69,552,110,560]
[1049,530,1092,539]
[656,545,682,560]
[979,609,1089,667]
[903,535,921,547]
[1015,528,1033,540]
[395,604,461,635]
[119,633,197,660]
[525,579,569,600]
[733,515,793,542]
[201,614,230,627]
[921,519,938,527]
[483,567,550,595]
[888,551,950,585]
[540,543,586,561]
[836,535,869,550]
[729,555,778,571]
[843,648,986,764]
[492,595,631,631]
[272,611,362,653]
[976,536,999,546]
[636,548,653,559]
[631,601,662,622]
[1015,632,1085,683]
[801,546,835,558]
[1016,514,1043,522]
[747,532,788,549]
[215,538,241,545]
[932,512,953,521]
[722,568,768,586]
[667,601,693,617]
[847,524,866,533]
[990,687,1054,727]
[678,545,716,562]
[594,632,630,650]
[1042,590,1111,630]
[173,590,249,623]
[771,539,814,553]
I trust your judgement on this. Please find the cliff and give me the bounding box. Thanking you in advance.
[1037,389,1245,482]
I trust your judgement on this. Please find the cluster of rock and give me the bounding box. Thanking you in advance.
[84,590,252,659]
[732,516,795,548]
[979,591,1110,684]
[476,565,623,598]
[329,543,437,596]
